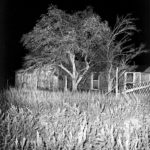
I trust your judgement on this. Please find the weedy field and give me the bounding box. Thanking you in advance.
[0,87,150,150]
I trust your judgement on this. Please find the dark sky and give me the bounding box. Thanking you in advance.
[0,0,150,88]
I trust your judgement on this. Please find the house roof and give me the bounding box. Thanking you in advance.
[144,66,150,73]
[135,65,149,72]
[16,64,56,74]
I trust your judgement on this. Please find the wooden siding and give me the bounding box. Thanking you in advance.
[15,65,59,91]
[15,64,150,93]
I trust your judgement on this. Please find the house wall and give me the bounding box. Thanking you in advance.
[15,71,38,90]
[16,67,150,92]
[78,74,91,91]
[123,72,150,90]
[78,72,108,92]
[98,72,108,92]
[15,66,59,91]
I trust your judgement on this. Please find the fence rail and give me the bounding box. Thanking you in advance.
[122,81,150,95]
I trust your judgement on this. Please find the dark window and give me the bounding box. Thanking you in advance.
[93,72,99,80]
[93,73,99,90]
[93,80,99,89]
[126,73,133,83]
[126,83,133,89]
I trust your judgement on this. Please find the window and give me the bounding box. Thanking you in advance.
[91,72,99,90]
[125,72,135,90]
[126,73,133,83]
[141,73,150,82]
[126,83,133,89]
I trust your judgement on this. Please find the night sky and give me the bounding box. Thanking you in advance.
[0,0,150,88]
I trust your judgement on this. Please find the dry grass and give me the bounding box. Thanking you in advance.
[0,87,150,149]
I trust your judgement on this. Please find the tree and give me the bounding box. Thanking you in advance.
[21,6,109,91]
[101,15,147,92]
[21,5,146,91]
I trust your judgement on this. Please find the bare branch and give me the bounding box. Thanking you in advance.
[76,55,90,85]
[107,15,137,50]
[58,63,73,78]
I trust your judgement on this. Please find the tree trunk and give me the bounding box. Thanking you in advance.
[108,79,113,92]
[107,64,113,92]
[64,75,68,91]
[59,52,90,92]
[107,71,113,92]
[115,67,119,97]
[72,78,78,91]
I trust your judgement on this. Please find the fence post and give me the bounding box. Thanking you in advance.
[116,67,119,97]
[124,72,127,91]
[64,75,68,91]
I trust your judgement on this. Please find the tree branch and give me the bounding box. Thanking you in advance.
[76,55,90,85]
[68,51,77,77]
[58,63,73,78]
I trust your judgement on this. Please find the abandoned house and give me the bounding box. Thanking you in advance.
[15,64,150,92]
[15,65,108,92]
[15,65,59,91]
[79,71,150,92]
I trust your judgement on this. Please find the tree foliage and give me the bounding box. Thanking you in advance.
[21,5,147,91]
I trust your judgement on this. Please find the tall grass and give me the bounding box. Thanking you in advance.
[0,87,150,149]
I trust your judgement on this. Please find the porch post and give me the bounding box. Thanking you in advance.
[98,73,100,90]
[64,75,68,91]
[124,72,127,91]
[91,72,93,90]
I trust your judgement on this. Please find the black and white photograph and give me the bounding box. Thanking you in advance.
[0,0,150,149]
